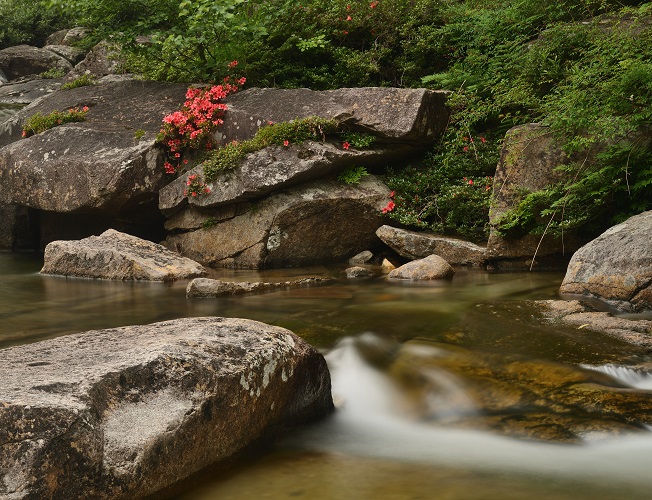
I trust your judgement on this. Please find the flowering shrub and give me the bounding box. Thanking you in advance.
[22,106,89,138]
[184,174,211,198]
[158,61,246,175]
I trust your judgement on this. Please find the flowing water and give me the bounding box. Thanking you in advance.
[2,253,652,499]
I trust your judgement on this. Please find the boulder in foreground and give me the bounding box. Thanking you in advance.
[559,210,652,312]
[41,229,206,281]
[0,317,333,499]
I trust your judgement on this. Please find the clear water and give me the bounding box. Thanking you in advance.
[2,253,652,499]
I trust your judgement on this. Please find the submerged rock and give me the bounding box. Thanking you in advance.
[41,229,206,281]
[186,276,334,297]
[0,317,333,499]
[376,225,486,266]
[559,210,652,312]
[388,254,455,280]
[345,266,375,279]
[390,339,652,443]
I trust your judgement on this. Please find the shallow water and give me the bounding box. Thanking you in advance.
[2,253,652,499]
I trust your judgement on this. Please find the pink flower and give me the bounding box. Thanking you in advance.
[468,179,474,185]
[370,1,378,8]
[283,140,289,147]
[346,15,352,21]
[486,185,491,191]
[463,146,469,152]
[343,30,349,35]
[342,141,351,150]
[389,190,395,198]
[21,130,27,138]
[480,136,486,143]
[228,60,238,68]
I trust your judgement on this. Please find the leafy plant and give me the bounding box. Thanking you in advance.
[22,106,89,138]
[61,74,97,90]
[133,128,146,141]
[39,68,67,79]
[340,131,377,149]
[184,174,210,198]
[338,165,369,185]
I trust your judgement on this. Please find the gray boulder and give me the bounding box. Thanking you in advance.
[186,277,333,297]
[0,80,187,246]
[388,254,455,280]
[44,45,87,66]
[219,87,449,146]
[0,317,332,499]
[41,229,206,281]
[63,41,123,83]
[559,210,652,312]
[487,123,581,269]
[376,225,486,266]
[348,250,374,265]
[160,141,399,213]
[164,175,391,269]
[0,45,73,81]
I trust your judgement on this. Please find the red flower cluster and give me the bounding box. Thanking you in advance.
[159,61,245,175]
[184,174,211,198]
[381,190,396,214]
[342,141,351,150]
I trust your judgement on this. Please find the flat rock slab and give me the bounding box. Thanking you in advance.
[0,317,332,499]
[376,225,486,266]
[41,229,206,281]
[0,45,72,81]
[560,210,652,312]
[220,87,449,146]
[537,299,652,347]
[186,277,334,297]
[160,141,398,213]
[388,254,455,280]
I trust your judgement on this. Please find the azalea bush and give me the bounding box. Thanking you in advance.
[184,174,210,198]
[157,72,244,175]
[22,106,89,138]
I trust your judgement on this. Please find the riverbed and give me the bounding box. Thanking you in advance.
[2,253,651,499]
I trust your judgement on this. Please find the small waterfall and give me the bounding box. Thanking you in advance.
[581,364,652,390]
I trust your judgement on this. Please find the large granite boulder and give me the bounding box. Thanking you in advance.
[0,45,73,81]
[219,87,449,146]
[44,45,87,66]
[160,142,399,213]
[487,123,581,269]
[387,254,455,280]
[559,210,652,312]
[164,175,391,268]
[0,80,188,247]
[41,229,206,281]
[0,317,333,499]
[376,225,486,266]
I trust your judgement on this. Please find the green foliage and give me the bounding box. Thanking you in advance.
[384,134,498,242]
[201,116,338,180]
[133,128,145,141]
[340,131,377,149]
[22,106,89,137]
[39,67,67,79]
[338,165,369,185]
[61,74,97,90]
[0,0,73,49]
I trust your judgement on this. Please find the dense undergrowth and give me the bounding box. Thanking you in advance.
[8,0,652,241]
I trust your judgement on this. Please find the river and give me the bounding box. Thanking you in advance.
[2,253,651,499]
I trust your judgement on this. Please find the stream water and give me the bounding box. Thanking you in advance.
[2,253,652,499]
